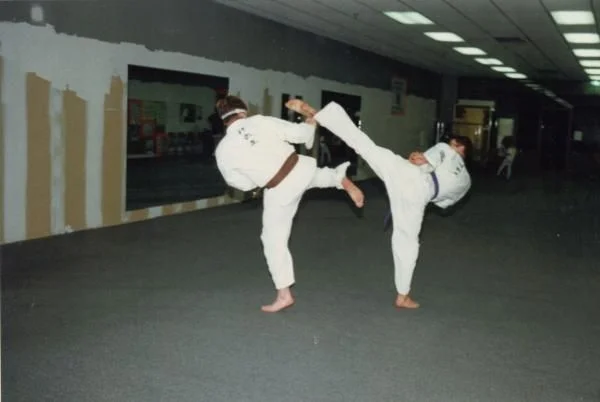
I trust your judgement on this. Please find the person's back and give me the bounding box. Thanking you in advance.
[421,141,471,209]
[216,114,315,191]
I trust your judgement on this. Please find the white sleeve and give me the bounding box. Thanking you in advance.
[260,116,316,149]
[423,142,450,169]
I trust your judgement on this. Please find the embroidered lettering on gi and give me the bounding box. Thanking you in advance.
[238,127,257,146]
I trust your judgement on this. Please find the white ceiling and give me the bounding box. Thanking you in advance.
[214,0,600,81]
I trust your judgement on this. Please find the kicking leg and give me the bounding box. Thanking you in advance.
[289,100,400,180]
[308,161,364,208]
[260,190,302,313]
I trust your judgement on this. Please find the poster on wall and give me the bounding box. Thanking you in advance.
[391,76,407,116]
[281,94,304,122]
[180,103,196,123]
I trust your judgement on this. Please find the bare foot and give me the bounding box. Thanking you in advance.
[395,294,420,309]
[261,288,295,313]
[342,177,365,208]
[285,99,316,118]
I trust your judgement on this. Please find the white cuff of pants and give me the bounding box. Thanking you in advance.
[334,161,350,189]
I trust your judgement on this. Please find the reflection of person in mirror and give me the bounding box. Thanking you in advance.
[497,136,517,180]
[318,136,331,166]
[214,95,365,313]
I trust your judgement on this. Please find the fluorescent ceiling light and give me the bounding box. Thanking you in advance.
[564,33,600,44]
[551,10,595,25]
[492,66,516,72]
[585,68,600,74]
[592,80,600,86]
[384,11,434,25]
[506,73,527,79]
[573,48,600,57]
[580,60,600,67]
[589,75,600,80]
[453,47,486,55]
[424,32,464,42]
[475,58,503,65]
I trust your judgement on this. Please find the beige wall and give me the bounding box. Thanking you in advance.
[0,23,437,244]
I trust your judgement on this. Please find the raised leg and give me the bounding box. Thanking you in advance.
[312,102,400,181]
[308,162,364,208]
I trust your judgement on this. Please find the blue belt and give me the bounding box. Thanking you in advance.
[383,172,439,231]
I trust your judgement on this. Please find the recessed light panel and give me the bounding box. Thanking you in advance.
[506,73,527,79]
[564,33,600,44]
[551,11,595,25]
[589,75,600,80]
[585,68,600,74]
[580,60,600,67]
[384,11,434,25]
[492,66,516,72]
[424,32,464,42]
[453,47,486,55]
[573,48,600,57]
[475,58,503,65]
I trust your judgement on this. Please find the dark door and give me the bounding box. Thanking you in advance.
[320,91,362,175]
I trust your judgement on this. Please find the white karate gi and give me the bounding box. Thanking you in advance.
[215,114,350,290]
[314,102,471,295]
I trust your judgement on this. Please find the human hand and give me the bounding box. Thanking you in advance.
[409,152,427,165]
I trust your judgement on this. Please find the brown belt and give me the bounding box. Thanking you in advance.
[265,153,299,189]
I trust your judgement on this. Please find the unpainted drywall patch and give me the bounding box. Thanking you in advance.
[181,201,197,213]
[162,204,175,216]
[26,72,52,240]
[128,208,149,222]
[262,88,272,116]
[50,88,65,235]
[63,88,87,231]
[101,76,124,227]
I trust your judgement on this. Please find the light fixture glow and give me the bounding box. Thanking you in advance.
[580,59,600,67]
[475,58,503,65]
[506,73,527,79]
[551,10,595,25]
[592,80,600,86]
[585,68,600,74]
[453,47,486,55]
[491,66,516,72]
[573,48,600,57]
[384,11,434,25]
[589,75,600,80]
[424,32,464,42]
[564,33,600,44]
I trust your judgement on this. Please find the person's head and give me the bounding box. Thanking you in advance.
[449,135,472,159]
[215,95,248,126]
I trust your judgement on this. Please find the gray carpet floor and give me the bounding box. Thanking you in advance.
[2,173,600,402]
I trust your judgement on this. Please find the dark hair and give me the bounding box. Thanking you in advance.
[450,135,473,158]
[215,95,248,125]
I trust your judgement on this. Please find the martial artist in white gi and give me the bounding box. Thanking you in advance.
[214,96,365,313]
[286,100,472,309]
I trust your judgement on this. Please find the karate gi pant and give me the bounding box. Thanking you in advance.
[497,157,514,179]
[261,155,349,289]
[314,102,433,295]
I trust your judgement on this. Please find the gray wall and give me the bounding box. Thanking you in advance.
[0,0,441,99]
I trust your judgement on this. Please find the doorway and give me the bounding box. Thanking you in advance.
[319,91,361,176]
